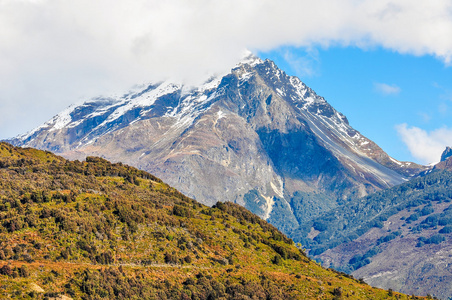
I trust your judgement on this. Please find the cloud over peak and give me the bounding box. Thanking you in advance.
[2,0,452,84]
[396,124,452,165]
[1,0,452,139]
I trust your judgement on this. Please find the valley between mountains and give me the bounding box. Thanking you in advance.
[6,54,451,298]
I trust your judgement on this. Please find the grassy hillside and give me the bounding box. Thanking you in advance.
[0,142,419,299]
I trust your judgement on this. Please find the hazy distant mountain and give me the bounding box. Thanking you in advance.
[8,54,427,233]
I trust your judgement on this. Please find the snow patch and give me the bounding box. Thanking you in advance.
[217,110,226,120]
[389,157,403,166]
[270,180,284,199]
[262,194,275,221]
[239,71,254,81]
[275,88,285,96]
[96,81,180,129]
[239,50,263,67]
[51,107,74,130]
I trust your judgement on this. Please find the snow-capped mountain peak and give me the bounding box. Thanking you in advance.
[8,55,427,227]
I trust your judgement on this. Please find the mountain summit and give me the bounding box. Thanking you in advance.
[9,54,427,232]
[440,146,452,162]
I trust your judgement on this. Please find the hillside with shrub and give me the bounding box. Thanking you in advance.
[291,170,452,254]
[0,142,419,299]
[291,168,452,298]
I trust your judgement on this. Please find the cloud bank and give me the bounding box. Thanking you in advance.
[1,0,452,139]
[396,124,452,164]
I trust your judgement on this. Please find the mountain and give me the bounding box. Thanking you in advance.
[433,147,452,171]
[0,142,412,299]
[440,147,452,162]
[8,54,427,234]
[290,150,452,299]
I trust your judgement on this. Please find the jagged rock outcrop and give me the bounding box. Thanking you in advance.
[441,147,452,162]
[434,146,452,171]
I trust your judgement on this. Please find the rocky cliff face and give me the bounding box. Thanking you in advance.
[433,147,452,171]
[8,54,427,232]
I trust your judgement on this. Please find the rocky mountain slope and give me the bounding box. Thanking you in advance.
[0,142,412,299]
[433,146,452,171]
[291,149,452,299]
[8,54,427,233]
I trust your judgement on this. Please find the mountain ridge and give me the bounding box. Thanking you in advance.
[292,163,452,299]
[7,55,428,233]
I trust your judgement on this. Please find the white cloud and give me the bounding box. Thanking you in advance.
[1,0,452,138]
[396,123,452,164]
[374,83,401,95]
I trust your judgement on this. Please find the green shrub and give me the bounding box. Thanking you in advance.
[420,205,434,216]
[439,225,452,233]
[272,254,283,265]
[173,205,191,217]
[18,265,29,277]
[0,264,12,276]
[417,234,445,247]
[313,221,328,232]
[164,252,178,264]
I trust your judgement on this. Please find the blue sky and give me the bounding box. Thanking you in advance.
[259,47,452,164]
[1,1,452,165]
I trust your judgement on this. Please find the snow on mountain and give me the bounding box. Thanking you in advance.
[8,54,427,230]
